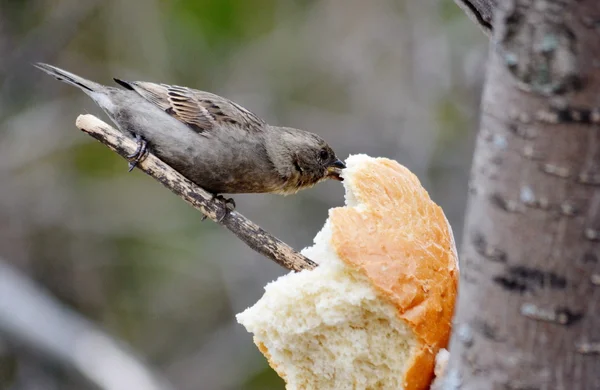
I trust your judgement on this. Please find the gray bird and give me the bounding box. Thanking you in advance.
[35,63,345,210]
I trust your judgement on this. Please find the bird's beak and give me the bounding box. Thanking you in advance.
[326,159,346,181]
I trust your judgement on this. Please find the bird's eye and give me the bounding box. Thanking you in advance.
[319,149,329,160]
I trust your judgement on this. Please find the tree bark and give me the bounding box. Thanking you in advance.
[454,0,496,37]
[446,1,600,389]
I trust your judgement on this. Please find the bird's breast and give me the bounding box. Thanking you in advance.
[159,131,284,194]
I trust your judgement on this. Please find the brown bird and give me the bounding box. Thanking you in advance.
[35,63,345,214]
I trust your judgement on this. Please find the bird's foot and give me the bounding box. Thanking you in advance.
[127,134,149,172]
[202,195,236,222]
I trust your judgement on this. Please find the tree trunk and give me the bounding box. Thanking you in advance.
[446,1,600,389]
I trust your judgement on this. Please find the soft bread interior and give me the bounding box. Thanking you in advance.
[237,227,417,389]
[236,154,457,390]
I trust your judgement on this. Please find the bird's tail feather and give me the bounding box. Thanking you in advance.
[34,63,103,93]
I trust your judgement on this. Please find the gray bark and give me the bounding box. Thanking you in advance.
[445,0,600,389]
[454,0,496,36]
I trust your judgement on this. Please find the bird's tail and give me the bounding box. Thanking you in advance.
[34,63,104,94]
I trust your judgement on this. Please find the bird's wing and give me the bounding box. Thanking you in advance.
[114,79,266,134]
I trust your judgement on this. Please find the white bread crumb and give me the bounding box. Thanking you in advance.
[236,230,416,389]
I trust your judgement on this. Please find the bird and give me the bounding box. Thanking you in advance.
[34,63,346,218]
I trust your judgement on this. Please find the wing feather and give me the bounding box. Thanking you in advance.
[114,79,266,134]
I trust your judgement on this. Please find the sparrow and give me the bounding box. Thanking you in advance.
[34,63,346,215]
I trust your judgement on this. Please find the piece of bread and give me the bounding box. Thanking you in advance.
[236,154,459,390]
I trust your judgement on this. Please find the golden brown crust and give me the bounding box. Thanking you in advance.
[330,157,459,390]
[404,347,436,390]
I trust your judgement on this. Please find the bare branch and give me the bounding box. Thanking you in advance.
[0,259,174,390]
[75,114,317,272]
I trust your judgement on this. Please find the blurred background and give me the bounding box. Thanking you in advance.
[0,0,487,389]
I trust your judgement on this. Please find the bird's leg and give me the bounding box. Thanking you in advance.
[127,133,149,172]
[201,194,236,222]
[217,195,236,211]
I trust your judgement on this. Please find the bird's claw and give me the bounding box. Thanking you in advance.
[201,194,236,222]
[215,194,236,222]
[127,134,149,172]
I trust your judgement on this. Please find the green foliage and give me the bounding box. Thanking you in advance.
[71,141,125,177]
[286,68,351,114]
[102,234,184,345]
[242,364,285,390]
[439,0,465,23]
[428,92,471,183]
[0,353,18,387]
[167,0,277,50]
[434,93,469,144]
[1,0,46,35]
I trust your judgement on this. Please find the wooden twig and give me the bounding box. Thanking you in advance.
[75,114,317,272]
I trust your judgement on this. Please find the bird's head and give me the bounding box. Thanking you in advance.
[268,127,345,194]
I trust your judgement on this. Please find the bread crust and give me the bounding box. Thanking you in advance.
[330,157,459,390]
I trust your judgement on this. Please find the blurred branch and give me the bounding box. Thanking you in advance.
[76,114,317,272]
[454,0,495,37]
[0,259,174,390]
